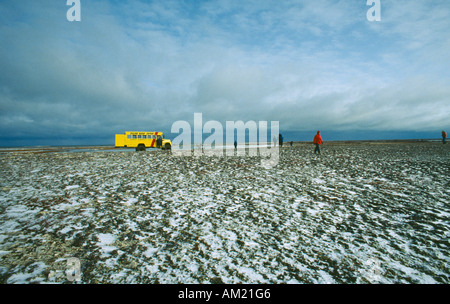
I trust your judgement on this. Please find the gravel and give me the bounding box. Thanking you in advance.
[0,142,448,283]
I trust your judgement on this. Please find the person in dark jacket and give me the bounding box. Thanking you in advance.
[313,131,323,154]
[156,135,162,148]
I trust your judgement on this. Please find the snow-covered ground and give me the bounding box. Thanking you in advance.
[0,142,448,283]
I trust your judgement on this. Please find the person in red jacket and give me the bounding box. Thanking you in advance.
[313,131,323,154]
[443,131,447,144]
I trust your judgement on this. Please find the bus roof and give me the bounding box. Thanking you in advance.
[124,131,163,135]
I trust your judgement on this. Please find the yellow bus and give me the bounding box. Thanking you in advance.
[115,131,172,151]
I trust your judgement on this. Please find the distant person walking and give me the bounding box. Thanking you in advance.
[234,140,237,149]
[279,133,284,147]
[313,131,323,154]
[443,131,447,144]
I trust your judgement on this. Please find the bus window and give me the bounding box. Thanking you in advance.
[143,135,147,139]
[133,135,137,139]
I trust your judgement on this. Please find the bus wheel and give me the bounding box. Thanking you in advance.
[164,143,171,150]
[136,144,146,152]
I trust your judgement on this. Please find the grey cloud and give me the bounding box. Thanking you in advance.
[0,0,449,146]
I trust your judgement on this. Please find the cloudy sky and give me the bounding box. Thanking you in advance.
[1,0,449,146]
